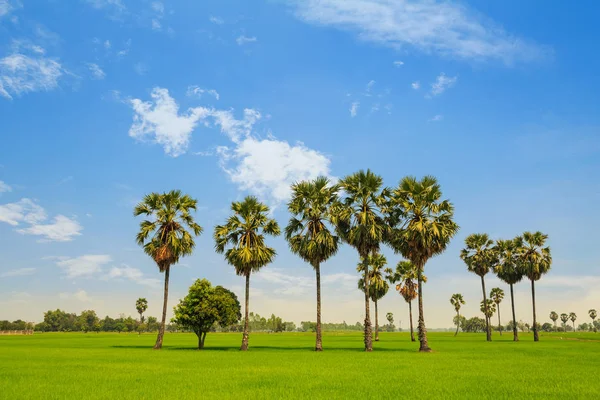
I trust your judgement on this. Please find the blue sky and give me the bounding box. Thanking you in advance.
[1,0,599,328]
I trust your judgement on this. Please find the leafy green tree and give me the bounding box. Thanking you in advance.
[76,310,99,333]
[172,279,241,349]
[358,253,389,341]
[134,190,203,349]
[480,299,496,321]
[560,313,569,331]
[285,177,340,351]
[386,312,394,331]
[461,233,496,341]
[214,196,280,351]
[332,170,388,352]
[589,309,597,332]
[135,298,148,324]
[490,288,504,336]
[493,239,524,341]
[146,316,159,332]
[569,312,577,331]
[550,311,559,331]
[387,176,458,352]
[516,231,552,342]
[386,261,425,342]
[450,294,465,336]
[463,317,486,333]
[541,322,553,332]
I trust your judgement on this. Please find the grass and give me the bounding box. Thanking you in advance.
[1,331,599,399]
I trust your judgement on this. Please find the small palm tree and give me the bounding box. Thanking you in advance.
[550,311,559,332]
[286,177,340,351]
[516,231,552,342]
[490,288,504,335]
[493,239,524,341]
[569,312,577,331]
[461,233,496,341]
[385,261,425,342]
[358,253,389,342]
[387,176,458,352]
[450,294,465,336]
[480,299,496,321]
[134,190,203,350]
[332,170,388,352]
[589,309,598,332]
[135,298,148,323]
[560,313,569,331]
[214,196,280,351]
[386,312,394,327]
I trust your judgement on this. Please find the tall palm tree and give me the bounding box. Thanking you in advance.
[134,190,202,350]
[385,261,424,342]
[589,309,597,332]
[569,312,577,332]
[135,298,148,323]
[214,196,280,351]
[387,176,458,352]
[560,313,569,331]
[490,288,504,336]
[461,233,496,342]
[358,253,389,342]
[516,231,552,342]
[480,299,496,322]
[550,311,559,332]
[285,177,340,351]
[493,239,524,341]
[450,294,465,336]
[332,170,388,352]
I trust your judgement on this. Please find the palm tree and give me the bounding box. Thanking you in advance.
[385,261,424,342]
[387,176,458,352]
[358,253,389,342]
[285,177,340,351]
[480,299,496,322]
[516,232,552,342]
[214,196,280,351]
[450,294,465,336]
[550,311,559,332]
[560,313,569,331]
[490,288,504,336]
[569,312,577,331]
[332,170,388,352]
[134,190,203,350]
[493,239,524,341]
[589,309,597,332]
[135,298,148,323]
[461,233,496,341]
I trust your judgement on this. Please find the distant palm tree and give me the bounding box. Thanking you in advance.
[135,298,148,323]
[387,176,458,352]
[549,311,559,332]
[332,170,388,352]
[516,232,552,342]
[450,294,465,336]
[386,312,394,327]
[569,312,577,331]
[490,288,504,335]
[134,190,203,350]
[286,177,340,351]
[493,239,524,341]
[214,196,280,351]
[480,299,496,321]
[461,233,496,341]
[560,313,569,331]
[589,309,598,332]
[358,253,389,342]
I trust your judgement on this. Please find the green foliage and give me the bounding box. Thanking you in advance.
[357,252,389,302]
[76,310,99,333]
[461,317,487,333]
[461,234,496,278]
[386,260,424,303]
[450,294,465,312]
[489,288,504,305]
[493,239,523,285]
[480,300,496,319]
[135,298,148,322]
[516,232,552,282]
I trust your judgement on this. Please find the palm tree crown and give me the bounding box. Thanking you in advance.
[517,232,552,281]
[590,309,598,320]
[490,288,504,305]
[550,311,558,322]
[480,299,496,319]
[494,239,523,285]
[450,293,465,312]
[358,253,389,301]
[461,234,496,277]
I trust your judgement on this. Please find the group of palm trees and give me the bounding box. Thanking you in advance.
[550,310,598,332]
[134,171,460,352]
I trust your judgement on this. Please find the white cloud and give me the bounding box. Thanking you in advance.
[151,1,164,14]
[17,215,83,242]
[151,19,162,30]
[211,108,261,142]
[54,254,112,278]
[236,35,257,45]
[411,81,420,90]
[0,180,11,193]
[0,0,21,18]
[349,101,359,117]
[0,267,35,278]
[86,63,105,79]
[289,0,549,64]
[104,40,111,49]
[0,198,46,226]
[186,85,220,100]
[59,289,92,303]
[106,264,161,288]
[366,79,375,92]
[393,60,404,67]
[209,15,224,25]
[255,268,357,296]
[0,51,64,99]
[429,73,457,96]
[429,114,443,122]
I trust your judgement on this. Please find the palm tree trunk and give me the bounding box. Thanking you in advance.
[375,300,379,342]
[531,279,539,342]
[455,310,459,336]
[153,265,170,350]
[480,275,491,341]
[573,321,576,331]
[241,273,250,351]
[510,284,518,341]
[497,302,502,336]
[408,301,415,342]
[362,255,373,352]
[314,262,323,352]
[417,269,430,352]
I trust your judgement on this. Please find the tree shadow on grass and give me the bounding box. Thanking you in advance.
[111,345,415,352]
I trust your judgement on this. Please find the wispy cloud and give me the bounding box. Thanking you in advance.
[54,254,112,278]
[393,60,404,67]
[236,35,257,46]
[186,85,219,100]
[59,289,92,303]
[428,114,443,122]
[411,81,420,90]
[429,73,457,97]
[105,264,160,288]
[86,63,105,79]
[0,180,11,193]
[209,15,224,25]
[349,101,359,117]
[0,0,21,18]
[0,267,35,278]
[0,49,64,99]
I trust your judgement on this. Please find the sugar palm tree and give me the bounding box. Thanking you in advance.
[134,190,203,349]
[214,196,280,351]
[516,231,552,342]
[450,294,465,336]
[589,309,597,332]
[461,233,496,342]
[358,253,389,342]
[285,177,340,351]
[135,298,148,323]
[387,176,458,352]
[550,311,559,332]
[493,239,524,341]
[480,299,496,321]
[569,312,577,331]
[490,288,504,336]
[332,170,388,352]
[560,313,569,331]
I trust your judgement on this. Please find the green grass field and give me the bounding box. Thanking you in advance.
[1,331,599,399]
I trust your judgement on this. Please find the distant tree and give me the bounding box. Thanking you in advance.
[450,294,465,336]
[480,299,496,322]
[549,311,559,332]
[146,316,159,332]
[76,310,99,333]
[266,314,285,332]
[560,313,569,331]
[489,288,504,336]
[386,312,394,331]
[569,312,577,331]
[541,322,553,332]
[493,238,524,341]
[589,309,597,332]
[134,190,203,349]
[463,317,486,333]
[386,261,425,342]
[172,279,241,349]
[358,252,389,342]
[135,298,148,324]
